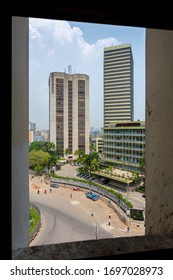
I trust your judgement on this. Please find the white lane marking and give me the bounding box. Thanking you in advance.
[70,200,80,205]
[101,223,114,232]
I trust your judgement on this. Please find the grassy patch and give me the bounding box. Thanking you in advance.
[29,207,40,235]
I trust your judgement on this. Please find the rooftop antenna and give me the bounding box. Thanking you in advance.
[67,65,72,74]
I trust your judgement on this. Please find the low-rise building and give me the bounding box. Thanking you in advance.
[103,121,145,171]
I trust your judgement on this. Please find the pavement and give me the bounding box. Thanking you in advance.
[55,164,145,209]
[29,165,145,241]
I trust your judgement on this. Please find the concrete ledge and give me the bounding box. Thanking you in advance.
[13,234,173,260]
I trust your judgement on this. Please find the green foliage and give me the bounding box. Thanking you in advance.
[34,165,44,173]
[130,209,144,221]
[56,144,63,158]
[29,207,40,234]
[29,141,55,153]
[74,149,85,161]
[139,157,145,172]
[51,173,133,209]
[83,152,100,167]
[89,142,96,152]
[64,148,71,155]
[29,149,50,171]
[137,186,145,193]
[90,158,100,171]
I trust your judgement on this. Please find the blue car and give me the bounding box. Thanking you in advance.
[85,192,100,201]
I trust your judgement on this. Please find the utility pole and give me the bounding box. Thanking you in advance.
[95,224,98,240]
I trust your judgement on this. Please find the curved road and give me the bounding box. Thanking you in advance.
[30,186,115,246]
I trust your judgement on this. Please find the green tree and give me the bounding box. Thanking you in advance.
[56,144,63,158]
[106,165,113,174]
[83,152,100,167]
[140,156,145,173]
[90,158,100,171]
[29,150,50,173]
[29,141,55,154]
[29,141,46,152]
[45,141,56,154]
[47,154,58,170]
[89,142,96,152]
[74,149,85,162]
[65,148,71,156]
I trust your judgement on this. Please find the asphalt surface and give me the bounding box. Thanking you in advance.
[55,164,145,209]
[29,171,145,246]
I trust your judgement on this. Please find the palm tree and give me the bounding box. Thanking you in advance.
[90,158,100,171]
[74,149,85,162]
[139,156,145,173]
[89,142,96,152]
[83,152,100,167]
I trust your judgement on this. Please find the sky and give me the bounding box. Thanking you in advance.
[29,18,146,130]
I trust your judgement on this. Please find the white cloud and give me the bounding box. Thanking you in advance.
[29,18,121,58]
[52,21,83,44]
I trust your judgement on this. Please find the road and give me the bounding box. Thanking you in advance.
[29,174,145,246]
[55,164,145,210]
[30,185,114,246]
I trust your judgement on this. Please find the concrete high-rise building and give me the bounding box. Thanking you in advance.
[104,44,134,127]
[49,72,89,158]
[29,121,36,142]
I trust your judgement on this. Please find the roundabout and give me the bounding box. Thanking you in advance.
[29,172,145,246]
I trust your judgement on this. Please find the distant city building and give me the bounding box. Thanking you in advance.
[35,135,45,142]
[49,72,89,158]
[39,129,49,141]
[93,137,103,155]
[29,130,34,144]
[29,121,36,143]
[103,121,145,171]
[29,121,36,131]
[104,44,134,127]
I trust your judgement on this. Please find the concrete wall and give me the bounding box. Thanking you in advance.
[145,29,173,235]
[11,16,173,256]
[12,17,29,250]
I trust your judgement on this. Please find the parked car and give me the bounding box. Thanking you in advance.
[85,191,100,201]
[73,187,80,191]
[50,182,60,188]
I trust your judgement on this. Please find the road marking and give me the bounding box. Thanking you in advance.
[101,223,114,232]
[70,200,80,205]
[118,227,127,232]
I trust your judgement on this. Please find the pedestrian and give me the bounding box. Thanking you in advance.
[70,193,72,198]
[44,189,46,194]
[127,226,130,233]
[37,190,40,194]
[109,213,111,219]
[50,188,52,193]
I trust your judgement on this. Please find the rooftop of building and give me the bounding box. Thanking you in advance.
[105,120,145,129]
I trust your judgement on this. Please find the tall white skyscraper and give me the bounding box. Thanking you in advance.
[49,72,89,158]
[104,44,134,127]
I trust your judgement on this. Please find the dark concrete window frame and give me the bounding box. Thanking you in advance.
[10,8,173,260]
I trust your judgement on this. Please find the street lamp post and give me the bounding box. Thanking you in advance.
[89,168,91,193]
[95,224,98,239]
